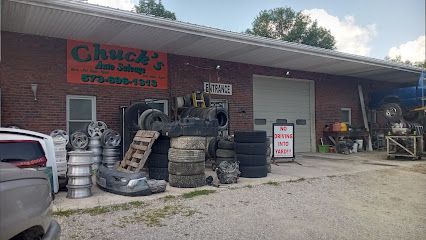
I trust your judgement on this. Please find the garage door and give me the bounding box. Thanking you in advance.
[253,75,314,152]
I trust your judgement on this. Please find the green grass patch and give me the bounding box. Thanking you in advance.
[287,177,306,183]
[162,195,176,201]
[53,201,145,217]
[120,204,197,227]
[264,181,280,186]
[182,189,216,199]
[245,184,253,188]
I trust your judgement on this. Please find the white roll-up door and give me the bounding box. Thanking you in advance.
[253,75,315,152]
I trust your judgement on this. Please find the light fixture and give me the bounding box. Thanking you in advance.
[31,83,38,101]
[285,71,291,76]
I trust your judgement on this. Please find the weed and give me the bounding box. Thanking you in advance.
[264,181,280,186]
[162,195,176,201]
[53,201,146,217]
[246,185,253,188]
[182,189,216,199]
[287,177,305,183]
[120,204,198,227]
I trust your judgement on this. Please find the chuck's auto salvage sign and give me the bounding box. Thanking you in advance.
[273,123,295,158]
[67,40,168,89]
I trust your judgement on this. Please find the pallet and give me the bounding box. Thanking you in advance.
[118,130,160,172]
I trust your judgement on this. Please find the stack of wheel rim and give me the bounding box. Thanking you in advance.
[87,121,108,170]
[235,131,268,178]
[147,136,170,181]
[67,131,93,199]
[215,137,236,168]
[168,136,206,188]
[266,137,272,173]
[50,129,69,177]
[101,129,121,168]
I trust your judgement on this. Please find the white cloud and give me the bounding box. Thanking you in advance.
[302,9,377,56]
[86,0,135,11]
[388,36,426,63]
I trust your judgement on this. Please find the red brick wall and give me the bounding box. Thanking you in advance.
[1,31,387,147]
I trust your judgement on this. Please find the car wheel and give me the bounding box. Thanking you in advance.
[382,103,402,122]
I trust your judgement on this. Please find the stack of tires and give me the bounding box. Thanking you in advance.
[168,136,206,188]
[215,137,235,168]
[235,131,268,178]
[266,137,272,173]
[147,136,170,181]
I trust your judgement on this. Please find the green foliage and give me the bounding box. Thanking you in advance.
[246,7,336,49]
[385,55,426,68]
[135,0,176,20]
[53,201,145,217]
[182,189,216,198]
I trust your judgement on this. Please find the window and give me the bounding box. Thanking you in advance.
[254,119,267,125]
[67,95,96,134]
[145,99,168,115]
[341,108,351,125]
[296,119,306,125]
[276,119,287,124]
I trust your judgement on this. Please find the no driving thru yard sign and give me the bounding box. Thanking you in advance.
[273,123,295,159]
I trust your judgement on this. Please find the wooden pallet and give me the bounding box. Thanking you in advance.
[118,130,160,172]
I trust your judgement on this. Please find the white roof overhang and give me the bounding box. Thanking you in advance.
[1,0,424,83]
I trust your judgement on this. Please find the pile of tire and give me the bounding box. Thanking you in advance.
[147,136,170,181]
[235,131,268,178]
[215,137,236,168]
[266,137,272,173]
[168,136,206,188]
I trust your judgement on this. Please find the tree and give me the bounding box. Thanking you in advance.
[135,0,176,20]
[246,7,336,49]
[385,55,426,68]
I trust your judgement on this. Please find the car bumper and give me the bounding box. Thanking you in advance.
[42,220,61,240]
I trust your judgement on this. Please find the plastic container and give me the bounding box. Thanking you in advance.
[318,145,330,153]
[352,143,358,153]
[355,139,363,151]
[340,123,348,132]
[332,123,341,132]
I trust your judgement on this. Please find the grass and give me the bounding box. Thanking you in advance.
[53,201,145,217]
[245,184,253,188]
[161,195,176,201]
[287,177,306,183]
[264,181,280,186]
[120,204,197,227]
[182,189,216,199]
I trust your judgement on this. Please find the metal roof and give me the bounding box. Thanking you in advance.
[1,0,424,83]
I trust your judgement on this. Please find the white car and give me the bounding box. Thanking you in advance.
[0,128,59,193]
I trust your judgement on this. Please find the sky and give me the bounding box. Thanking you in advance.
[87,0,425,63]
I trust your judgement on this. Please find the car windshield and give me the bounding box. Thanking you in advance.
[0,140,46,165]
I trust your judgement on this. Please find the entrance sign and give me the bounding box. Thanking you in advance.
[203,82,232,95]
[67,40,168,89]
[272,123,295,159]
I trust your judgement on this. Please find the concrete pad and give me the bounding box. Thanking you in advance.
[53,152,425,211]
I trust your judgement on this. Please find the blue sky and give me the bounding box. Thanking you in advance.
[89,0,425,62]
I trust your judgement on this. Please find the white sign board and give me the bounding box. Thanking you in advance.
[203,82,232,95]
[273,123,295,158]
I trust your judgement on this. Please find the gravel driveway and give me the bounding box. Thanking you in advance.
[56,164,426,240]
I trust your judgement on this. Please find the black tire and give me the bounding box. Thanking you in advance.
[236,154,267,166]
[144,110,170,130]
[168,148,205,163]
[266,137,271,146]
[168,162,205,175]
[216,149,235,158]
[125,102,151,130]
[218,139,234,150]
[149,167,169,181]
[147,153,168,168]
[382,103,402,122]
[183,94,192,107]
[207,137,218,158]
[205,107,228,131]
[235,142,267,155]
[235,131,267,143]
[239,165,268,178]
[151,136,170,154]
[169,174,206,188]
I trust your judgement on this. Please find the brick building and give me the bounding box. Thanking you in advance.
[0,0,422,153]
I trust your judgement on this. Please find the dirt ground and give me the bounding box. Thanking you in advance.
[56,162,426,240]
